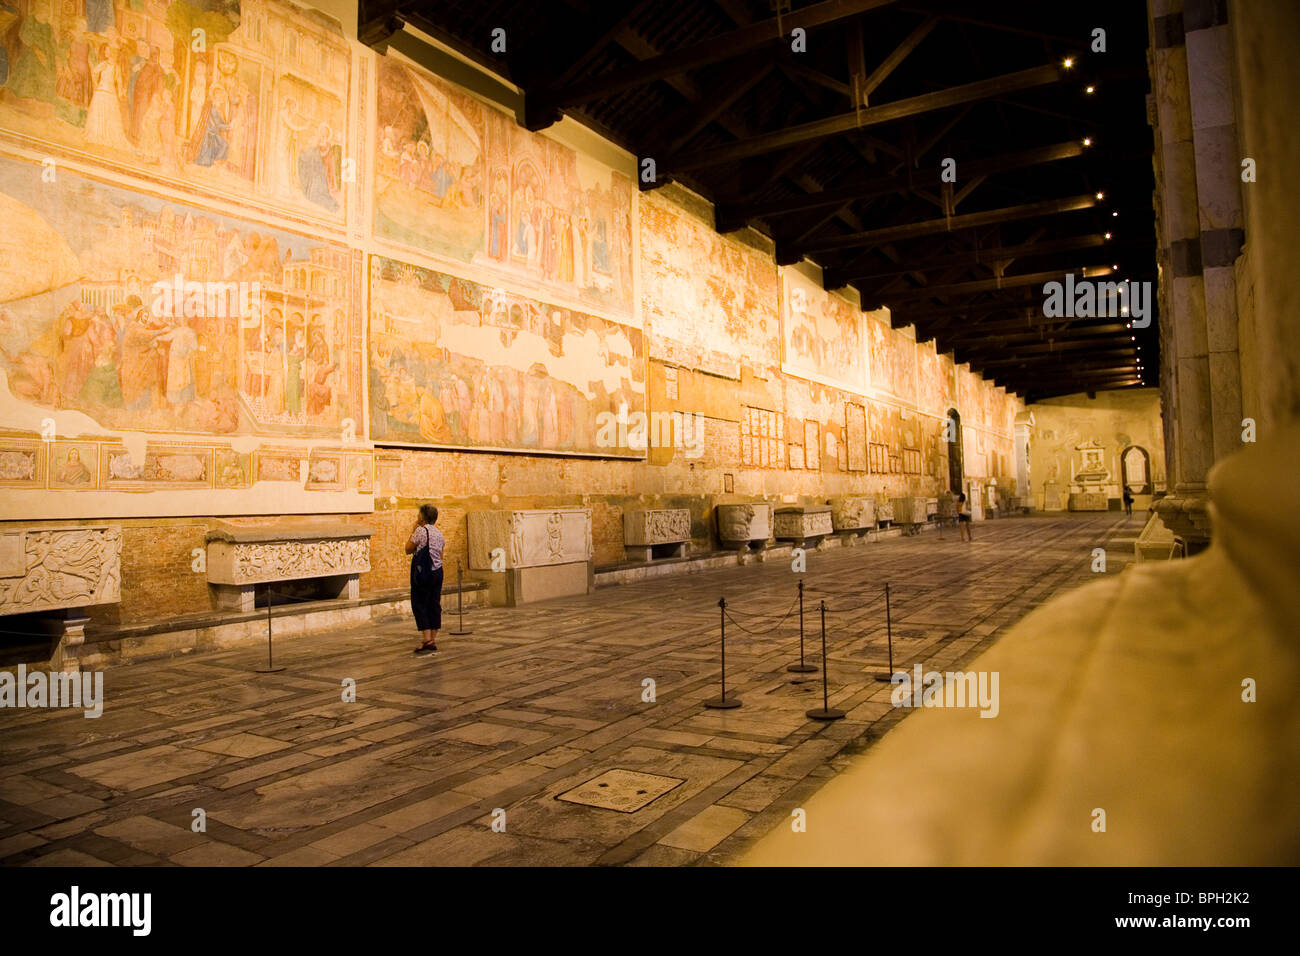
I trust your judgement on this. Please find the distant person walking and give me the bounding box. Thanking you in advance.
[406,504,445,654]
[956,492,973,542]
[1122,487,1134,517]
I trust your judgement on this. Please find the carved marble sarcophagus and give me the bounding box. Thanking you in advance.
[0,525,122,616]
[467,508,594,605]
[624,509,691,562]
[831,497,876,534]
[206,520,372,612]
[874,499,896,524]
[715,502,773,549]
[773,505,834,547]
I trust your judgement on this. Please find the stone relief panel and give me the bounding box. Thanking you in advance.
[375,59,633,321]
[0,0,352,225]
[368,255,644,456]
[716,502,772,543]
[831,496,875,531]
[774,507,833,539]
[467,508,593,570]
[0,525,121,614]
[624,508,691,546]
[219,537,370,584]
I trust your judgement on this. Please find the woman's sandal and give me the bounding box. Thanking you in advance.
[414,643,438,654]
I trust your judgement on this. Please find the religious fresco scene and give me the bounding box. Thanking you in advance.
[0,0,351,221]
[0,155,358,438]
[639,187,779,378]
[375,58,634,321]
[368,254,643,455]
[781,268,866,393]
[0,0,1296,892]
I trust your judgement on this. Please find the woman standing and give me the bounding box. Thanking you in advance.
[406,504,445,654]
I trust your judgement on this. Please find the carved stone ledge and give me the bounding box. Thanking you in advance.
[1155,493,1213,554]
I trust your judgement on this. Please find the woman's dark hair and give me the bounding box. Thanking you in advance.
[419,504,439,524]
[957,493,966,502]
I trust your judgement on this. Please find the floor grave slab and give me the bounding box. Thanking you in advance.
[555,769,685,813]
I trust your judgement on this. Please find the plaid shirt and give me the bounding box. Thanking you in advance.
[412,524,445,570]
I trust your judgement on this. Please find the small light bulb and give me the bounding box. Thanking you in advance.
[1096,191,1104,200]
[1105,232,1112,239]
[1083,137,1093,146]
[1112,211,1119,217]
[1063,57,1075,69]
[1086,85,1095,94]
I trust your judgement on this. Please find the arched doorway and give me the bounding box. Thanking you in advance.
[946,408,964,495]
[1121,445,1152,494]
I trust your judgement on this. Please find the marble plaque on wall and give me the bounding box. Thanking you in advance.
[468,509,593,570]
[0,526,122,616]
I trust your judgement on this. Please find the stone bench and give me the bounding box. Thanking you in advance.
[830,497,875,544]
[0,525,122,672]
[205,520,372,613]
[716,502,773,552]
[624,509,691,562]
[774,505,834,548]
[468,508,593,606]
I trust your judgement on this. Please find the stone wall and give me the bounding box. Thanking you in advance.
[0,0,1021,628]
[1028,389,1167,512]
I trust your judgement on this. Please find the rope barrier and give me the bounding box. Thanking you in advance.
[719,593,800,636]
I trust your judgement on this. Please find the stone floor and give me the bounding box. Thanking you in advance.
[0,513,1139,867]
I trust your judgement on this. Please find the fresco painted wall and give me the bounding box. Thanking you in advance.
[367,254,644,456]
[639,188,778,379]
[374,58,635,323]
[0,0,1024,622]
[0,151,368,519]
[0,0,351,225]
[781,269,865,393]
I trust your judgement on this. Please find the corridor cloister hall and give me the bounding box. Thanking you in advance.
[0,0,1297,897]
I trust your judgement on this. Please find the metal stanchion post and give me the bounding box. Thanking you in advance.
[449,561,472,636]
[874,582,895,682]
[255,583,285,673]
[787,579,817,674]
[806,600,844,720]
[704,597,741,709]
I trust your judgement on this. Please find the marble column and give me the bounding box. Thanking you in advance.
[1147,0,1243,552]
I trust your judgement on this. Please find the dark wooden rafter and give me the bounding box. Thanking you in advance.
[529,0,898,120]
[670,62,1068,171]
[804,193,1098,254]
[829,232,1105,287]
